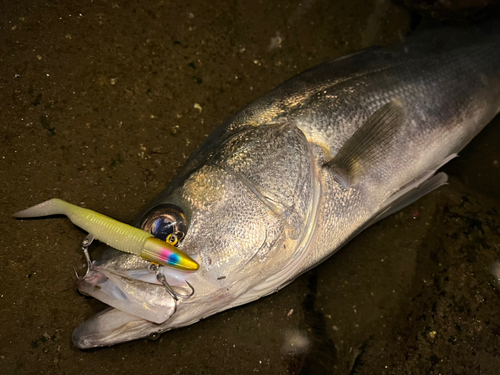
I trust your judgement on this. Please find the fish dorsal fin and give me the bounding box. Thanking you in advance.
[326,99,405,188]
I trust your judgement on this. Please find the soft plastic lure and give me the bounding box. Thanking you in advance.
[14,198,199,271]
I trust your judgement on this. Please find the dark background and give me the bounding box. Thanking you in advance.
[1,0,499,374]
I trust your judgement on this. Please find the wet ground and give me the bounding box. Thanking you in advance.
[1,0,500,374]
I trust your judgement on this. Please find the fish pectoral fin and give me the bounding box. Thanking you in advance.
[325,99,405,188]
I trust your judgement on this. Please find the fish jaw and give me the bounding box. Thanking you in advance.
[72,307,163,349]
[72,291,225,349]
[72,264,234,348]
[73,250,219,348]
[76,264,176,325]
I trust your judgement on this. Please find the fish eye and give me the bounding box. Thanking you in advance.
[141,205,187,242]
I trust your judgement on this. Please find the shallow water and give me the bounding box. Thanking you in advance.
[1,1,499,374]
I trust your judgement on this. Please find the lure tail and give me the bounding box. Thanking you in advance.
[14,199,199,271]
[14,198,70,218]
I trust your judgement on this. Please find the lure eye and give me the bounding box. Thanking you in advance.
[141,206,187,242]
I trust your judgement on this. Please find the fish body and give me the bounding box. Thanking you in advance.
[72,22,500,348]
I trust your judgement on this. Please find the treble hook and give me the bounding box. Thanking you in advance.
[75,234,95,279]
[147,263,195,301]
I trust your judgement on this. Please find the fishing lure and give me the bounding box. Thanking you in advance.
[13,198,199,271]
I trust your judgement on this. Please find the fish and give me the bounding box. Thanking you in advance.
[24,21,500,349]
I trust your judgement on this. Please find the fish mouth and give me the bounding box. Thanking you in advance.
[77,265,176,323]
[73,249,178,348]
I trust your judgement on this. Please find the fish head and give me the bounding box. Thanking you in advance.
[73,123,319,348]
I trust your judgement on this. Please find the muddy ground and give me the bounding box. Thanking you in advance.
[1,0,500,374]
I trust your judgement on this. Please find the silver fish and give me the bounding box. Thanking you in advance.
[72,22,500,348]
